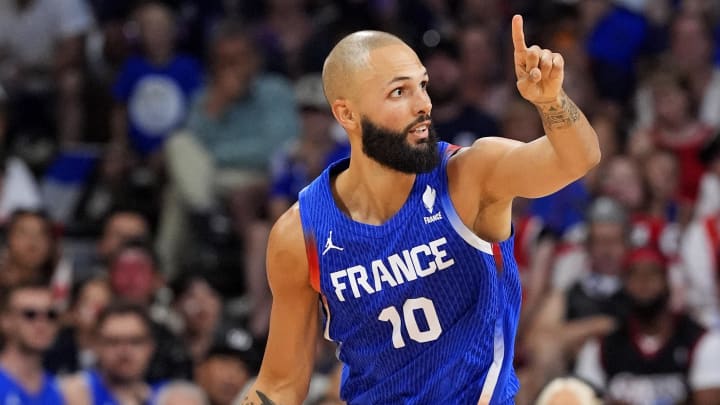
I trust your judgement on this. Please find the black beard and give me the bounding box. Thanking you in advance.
[360,116,440,174]
[627,290,670,323]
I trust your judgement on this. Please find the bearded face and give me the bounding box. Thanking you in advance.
[360,115,440,174]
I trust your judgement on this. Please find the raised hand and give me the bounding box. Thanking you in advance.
[512,15,564,104]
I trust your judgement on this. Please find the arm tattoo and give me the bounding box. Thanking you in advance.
[257,391,278,405]
[536,92,580,131]
[239,390,279,405]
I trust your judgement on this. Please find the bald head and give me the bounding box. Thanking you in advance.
[322,31,409,104]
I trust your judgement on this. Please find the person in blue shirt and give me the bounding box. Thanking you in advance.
[60,301,163,405]
[111,1,202,158]
[0,280,64,404]
[242,15,600,405]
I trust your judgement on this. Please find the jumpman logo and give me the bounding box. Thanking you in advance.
[322,231,344,255]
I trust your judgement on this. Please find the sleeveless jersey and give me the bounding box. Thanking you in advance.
[84,370,164,405]
[600,315,705,404]
[0,368,64,405]
[298,142,521,404]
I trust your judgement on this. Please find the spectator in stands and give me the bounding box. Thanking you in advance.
[159,20,299,336]
[422,38,499,146]
[0,280,63,404]
[60,302,163,404]
[155,380,209,405]
[172,272,257,369]
[583,0,649,104]
[535,377,602,405]
[575,248,720,404]
[196,337,254,405]
[0,209,56,289]
[110,1,202,162]
[596,155,679,254]
[696,135,720,218]
[636,13,720,130]
[97,210,150,265]
[518,197,628,403]
[268,73,349,221]
[0,0,94,147]
[108,239,193,381]
[680,200,720,328]
[253,0,314,78]
[629,69,712,205]
[45,276,112,375]
[458,24,510,119]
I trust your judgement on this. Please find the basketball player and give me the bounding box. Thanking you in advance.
[242,15,600,405]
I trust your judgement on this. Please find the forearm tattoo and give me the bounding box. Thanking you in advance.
[240,390,278,405]
[536,92,580,131]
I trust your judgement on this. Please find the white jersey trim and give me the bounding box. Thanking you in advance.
[440,192,493,255]
[477,318,505,404]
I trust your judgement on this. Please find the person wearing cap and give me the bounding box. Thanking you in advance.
[518,197,629,402]
[575,248,720,404]
[268,73,350,222]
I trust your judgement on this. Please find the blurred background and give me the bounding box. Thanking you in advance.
[0,0,719,404]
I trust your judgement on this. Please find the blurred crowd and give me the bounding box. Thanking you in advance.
[0,0,720,404]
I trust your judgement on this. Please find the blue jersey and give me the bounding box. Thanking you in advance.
[0,368,64,404]
[85,370,164,405]
[299,142,521,404]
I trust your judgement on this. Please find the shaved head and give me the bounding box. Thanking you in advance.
[322,31,409,104]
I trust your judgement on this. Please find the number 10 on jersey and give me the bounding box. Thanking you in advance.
[378,297,442,349]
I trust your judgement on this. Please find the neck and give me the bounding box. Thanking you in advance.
[185,327,215,363]
[147,49,172,66]
[658,117,693,134]
[336,150,416,225]
[102,372,148,404]
[75,327,94,349]
[0,345,44,385]
[633,311,673,336]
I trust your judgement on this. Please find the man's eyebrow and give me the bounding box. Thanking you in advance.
[387,71,428,86]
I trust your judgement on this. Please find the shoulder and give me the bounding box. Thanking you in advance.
[446,136,521,188]
[267,204,308,280]
[449,137,519,168]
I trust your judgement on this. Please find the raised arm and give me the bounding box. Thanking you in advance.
[240,205,320,405]
[451,15,600,206]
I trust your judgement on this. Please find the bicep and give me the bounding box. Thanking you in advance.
[457,137,586,202]
[486,136,581,199]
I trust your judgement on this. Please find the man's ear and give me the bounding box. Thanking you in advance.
[331,98,359,132]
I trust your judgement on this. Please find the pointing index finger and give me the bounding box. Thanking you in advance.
[512,14,527,52]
